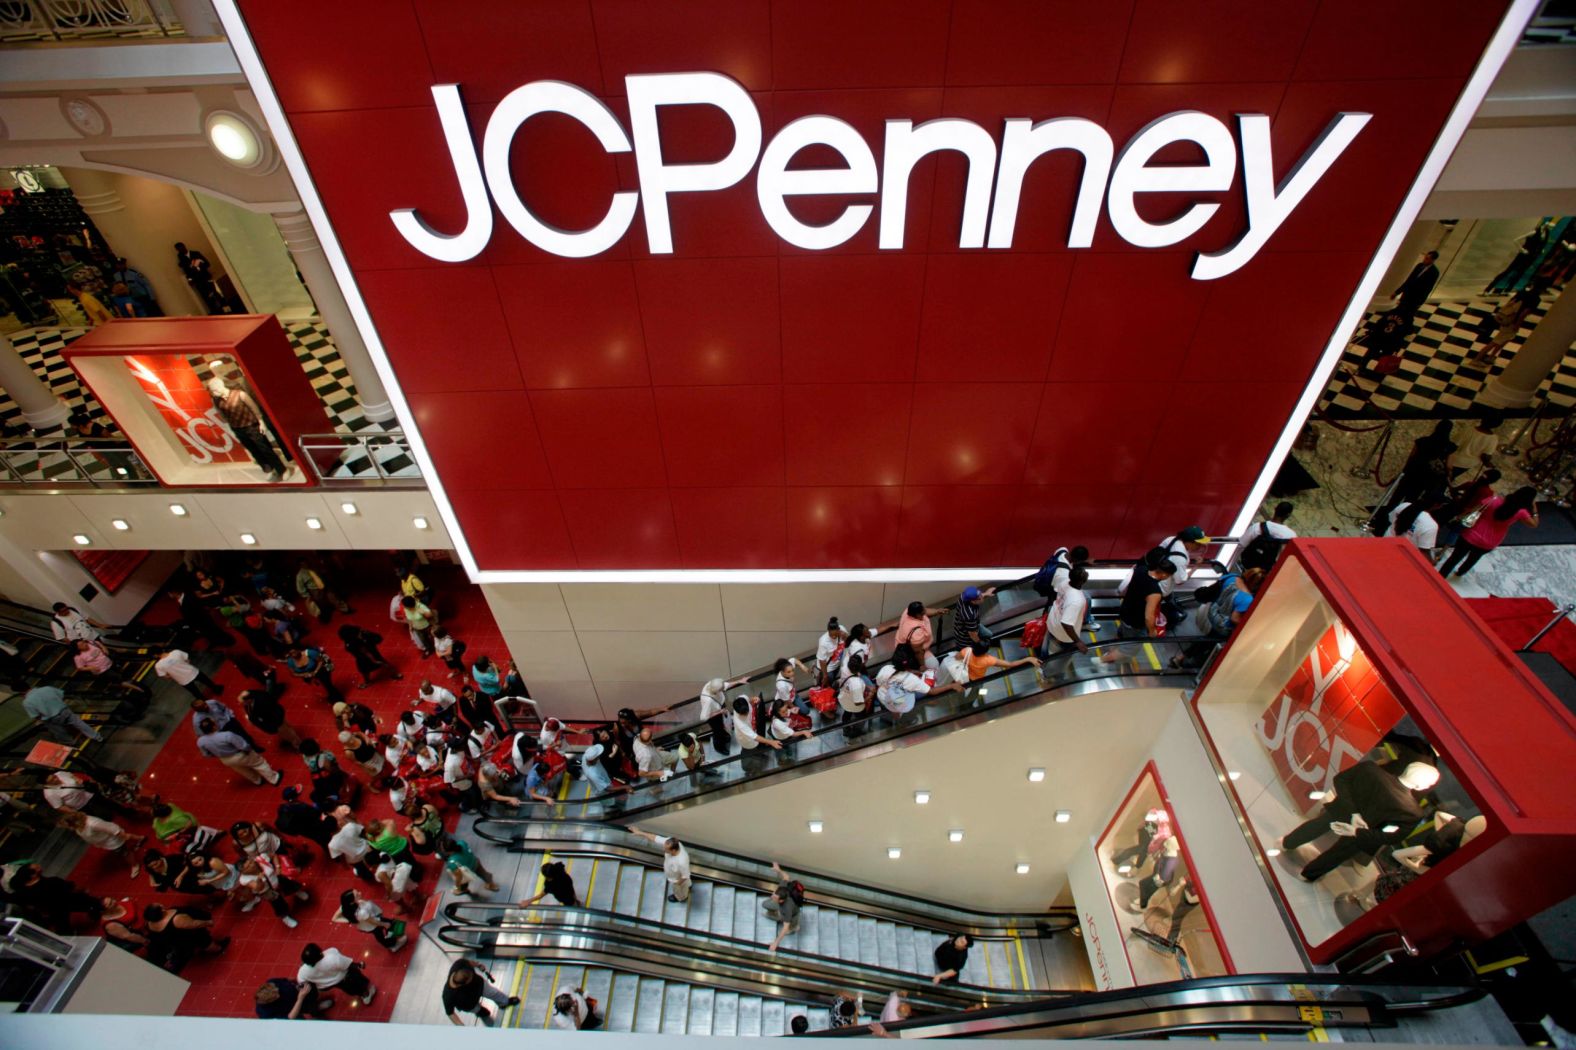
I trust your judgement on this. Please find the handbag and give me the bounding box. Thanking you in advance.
[1020,617,1047,651]
[806,687,839,715]
[1456,506,1483,529]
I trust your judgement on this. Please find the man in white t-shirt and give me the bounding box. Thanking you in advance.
[1047,567,1092,655]
[1236,502,1297,571]
[155,648,218,699]
[43,770,94,812]
[1448,417,1500,481]
[631,828,692,902]
[419,680,457,717]
[50,603,104,642]
[631,727,678,781]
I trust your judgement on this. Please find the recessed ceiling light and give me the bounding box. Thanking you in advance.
[807,820,823,833]
[306,517,323,530]
[1265,848,1282,858]
[240,532,258,545]
[887,847,902,860]
[1054,810,1072,823]
[413,516,430,530]
[1228,770,1242,781]
[1015,863,1031,875]
[1308,790,1326,801]
[110,519,129,531]
[948,829,964,843]
[914,790,930,805]
[1117,864,1132,875]
[72,533,91,545]
[169,503,188,516]
[340,501,358,515]
[1027,768,1046,783]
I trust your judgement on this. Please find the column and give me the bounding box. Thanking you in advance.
[1478,283,1576,409]
[65,166,207,316]
[271,210,396,423]
[167,0,224,36]
[0,337,71,431]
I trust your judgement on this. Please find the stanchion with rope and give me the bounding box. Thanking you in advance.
[1314,405,1399,484]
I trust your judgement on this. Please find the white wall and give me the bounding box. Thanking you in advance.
[643,688,1181,912]
[485,578,971,721]
[1066,846,1135,990]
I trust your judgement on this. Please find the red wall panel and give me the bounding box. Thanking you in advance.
[231,0,1516,572]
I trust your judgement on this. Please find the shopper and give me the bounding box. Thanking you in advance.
[72,638,115,677]
[1118,548,1173,639]
[151,800,222,853]
[66,280,114,324]
[339,888,408,952]
[815,618,848,686]
[1383,493,1446,554]
[285,646,344,703]
[50,602,104,643]
[297,942,378,1004]
[255,977,334,1020]
[953,586,998,647]
[400,595,436,656]
[829,990,865,1028]
[630,828,691,902]
[764,861,805,953]
[276,785,338,852]
[443,958,519,1027]
[769,698,815,759]
[1370,421,1456,534]
[773,656,813,719]
[731,695,785,770]
[1237,502,1297,572]
[208,377,287,480]
[840,623,875,679]
[189,695,257,747]
[169,586,236,648]
[337,624,400,688]
[144,902,228,972]
[328,812,378,881]
[518,860,580,908]
[156,648,219,699]
[196,717,281,786]
[373,850,422,915]
[1391,250,1440,320]
[431,626,465,680]
[896,601,946,667]
[111,257,160,316]
[700,675,747,756]
[552,988,603,1030]
[837,655,875,738]
[632,726,680,781]
[242,688,302,749]
[1,863,103,932]
[1438,486,1540,577]
[237,855,311,929]
[56,809,145,875]
[1447,417,1502,482]
[22,684,103,745]
[441,837,499,897]
[1467,285,1543,370]
[932,933,973,985]
[471,654,504,700]
[1045,566,1093,657]
[961,640,1040,683]
[579,744,633,802]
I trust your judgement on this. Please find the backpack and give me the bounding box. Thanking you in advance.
[1032,548,1070,598]
[1239,529,1289,572]
[786,880,806,906]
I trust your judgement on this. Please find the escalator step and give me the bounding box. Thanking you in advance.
[807,1008,832,1032]
[687,986,715,1036]
[665,873,699,928]
[797,904,820,955]
[815,906,838,958]
[710,885,736,937]
[761,998,785,1036]
[839,911,861,964]
[614,861,645,914]
[583,969,615,1029]
[857,917,879,967]
[660,982,690,1034]
[733,887,757,943]
[633,977,666,1033]
[712,990,740,1037]
[639,871,667,921]
[737,994,763,1036]
[608,973,641,1032]
[588,861,620,911]
[517,964,557,1029]
[876,921,899,971]
[895,923,919,974]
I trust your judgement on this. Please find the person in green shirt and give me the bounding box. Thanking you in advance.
[441,838,497,896]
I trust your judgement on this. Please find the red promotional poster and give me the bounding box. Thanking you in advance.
[124,354,250,465]
[1255,623,1406,814]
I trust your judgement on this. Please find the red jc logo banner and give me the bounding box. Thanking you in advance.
[125,355,250,465]
[1256,624,1406,814]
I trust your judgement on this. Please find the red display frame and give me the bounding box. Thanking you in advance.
[1191,538,1576,964]
[1095,760,1235,978]
[61,316,329,488]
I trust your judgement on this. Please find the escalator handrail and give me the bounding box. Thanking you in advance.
[802,971,1487,1038]
[475,625,1194,822]
[471,819,1074,931]
[439,901,1050,1005]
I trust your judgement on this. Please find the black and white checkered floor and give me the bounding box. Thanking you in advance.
[0,319,415,480]
[1322,296,1576,418]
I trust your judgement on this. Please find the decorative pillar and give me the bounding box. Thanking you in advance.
[167,0,224,36]
[0,337,71,431]
[271,210,396,423]
[1478,283,1576,409]
[65,166,207,316]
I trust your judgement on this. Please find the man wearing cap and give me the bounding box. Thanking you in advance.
[953,585,997,647]
[1154,527,1209,597]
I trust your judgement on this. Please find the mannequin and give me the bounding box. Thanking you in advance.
[207,375,287,480]
[1110,808,1170,875]
[1281,761,1439,881]
[1134,835,1181,911]
[1339,813,1486,911]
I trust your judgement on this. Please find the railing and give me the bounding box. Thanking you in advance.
[0,0,184,42]
[0,436,157,487]
[296,430,424,484]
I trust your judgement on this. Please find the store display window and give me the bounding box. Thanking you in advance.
[1095,764,1229,983]
[1191,551,1488,955]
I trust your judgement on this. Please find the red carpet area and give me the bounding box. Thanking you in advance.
[67,556,509,1020]
[1466,596,1576,673]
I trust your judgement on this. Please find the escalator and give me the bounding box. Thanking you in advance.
[440,823,1084,1032]
[436,828,1495,1039]
[475,580,1199,826]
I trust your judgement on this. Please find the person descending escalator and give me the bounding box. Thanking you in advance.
[932,933,974,986]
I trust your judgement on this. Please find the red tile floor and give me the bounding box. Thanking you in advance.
[68,555,511,1020]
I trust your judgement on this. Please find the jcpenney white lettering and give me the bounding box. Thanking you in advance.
[391,72,1370,281]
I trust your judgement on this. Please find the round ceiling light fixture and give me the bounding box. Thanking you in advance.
[204,111,271,171]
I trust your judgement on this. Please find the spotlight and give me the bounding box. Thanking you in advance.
[340,501,359,515]
[240,532,258,545]
[1015,863,1031,875]
[306,517,323,530]
[948,829,964,843]
[887,847,902,860]
[914,790,930,805]
[110,519,129,531]
[807,821,823,834]
[1054,810,1071,823]
[169,503,188,516]
[1027,768,1045,782]
[72,533,91,545]
[413,516,430,530]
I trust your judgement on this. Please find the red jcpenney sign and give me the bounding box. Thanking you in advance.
[392,73,1368,280]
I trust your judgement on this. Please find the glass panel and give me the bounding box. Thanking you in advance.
[1095,768,1228,983]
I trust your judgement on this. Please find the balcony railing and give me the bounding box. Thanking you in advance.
[0,0,185,42]
[0,436,157,487]
[297,430,424,484]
